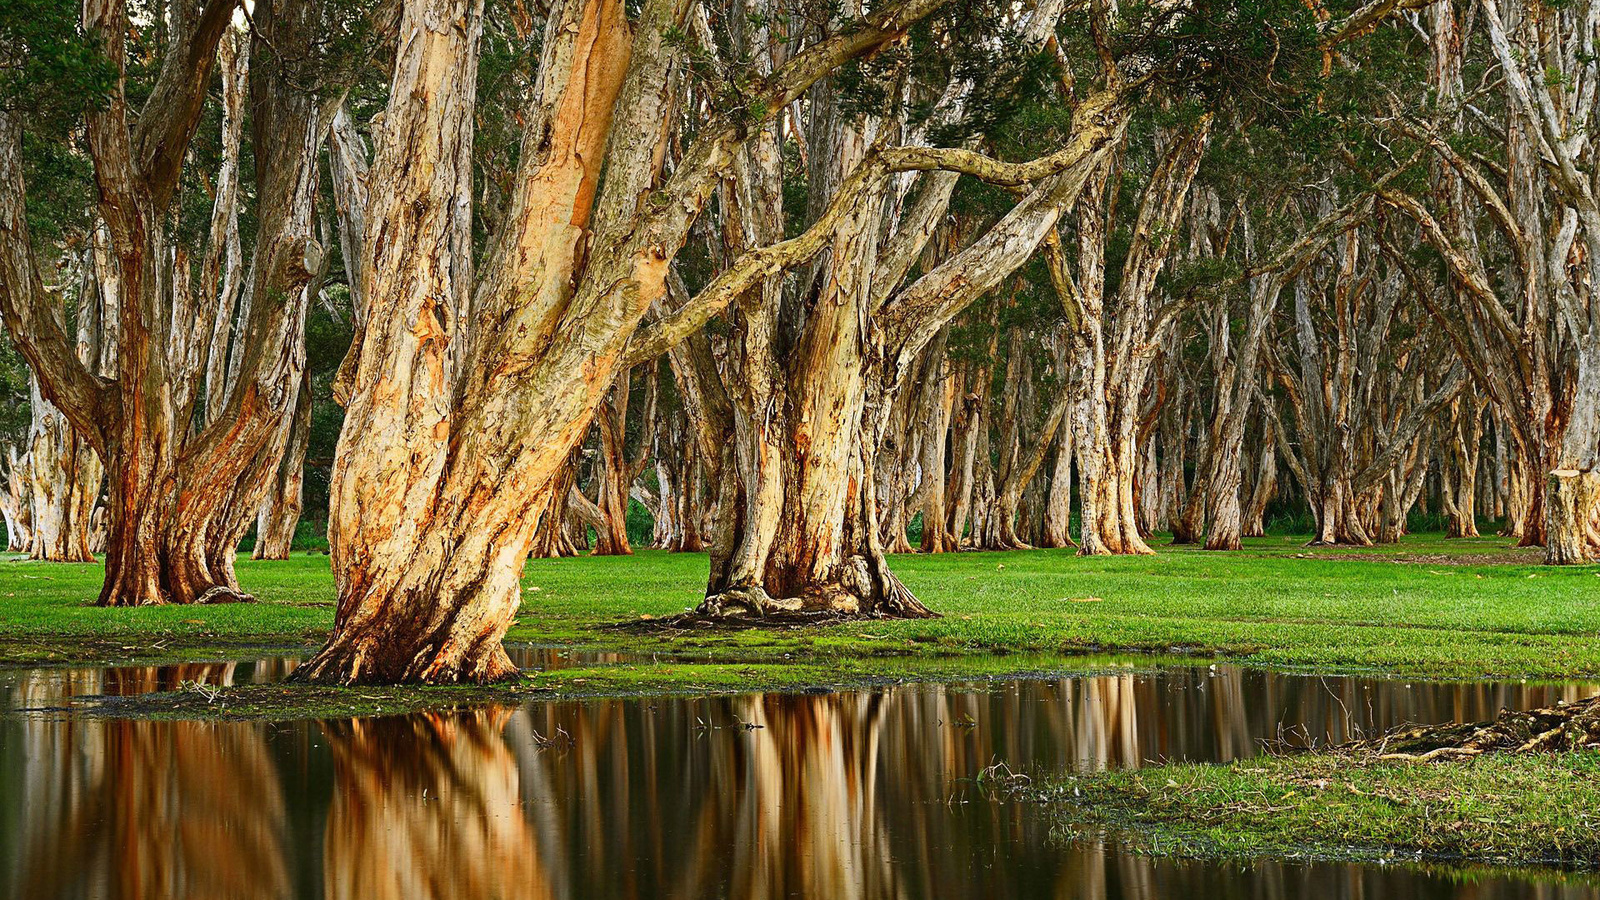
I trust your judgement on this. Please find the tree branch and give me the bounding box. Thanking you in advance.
[135,0,242,209]
[0,114,115,451]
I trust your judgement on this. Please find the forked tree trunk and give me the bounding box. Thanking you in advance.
[701,137,933,617]
[0,0,334,606]
[299,0,937,679]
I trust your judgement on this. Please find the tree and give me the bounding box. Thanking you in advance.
[0,0,365,603]
[295,0,979,683]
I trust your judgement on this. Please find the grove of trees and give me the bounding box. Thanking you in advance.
[1,0,1596,682]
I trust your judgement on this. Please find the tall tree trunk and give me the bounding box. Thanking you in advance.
[252,369,312,559]
[26,380,101,561]
[1040,423,1076,548]
[1,445,32,552]
[1242,416,1276,538]
[701,127,931,616]
[1546,345,1600,562]
[300,0,941,678]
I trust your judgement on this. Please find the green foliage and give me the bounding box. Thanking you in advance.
[0,333,32,445]
[0,0,114,127]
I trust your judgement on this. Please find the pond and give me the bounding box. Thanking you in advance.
[2,653,1596,899]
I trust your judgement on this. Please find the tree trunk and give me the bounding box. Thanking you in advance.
[252,369,312,559]
[701,139,932,617]
[1242,418,1276,537]
[1545,344,1600,563]
[1040,424,1075,548]
[1,446,32,552]
[26,382,101,562]
[1545,470,1600,564]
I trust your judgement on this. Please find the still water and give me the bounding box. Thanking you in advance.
[1,652,1597,899]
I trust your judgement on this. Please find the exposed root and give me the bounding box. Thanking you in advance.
[195,585,257,604]
[290,635,519,685]
[619,608,871,633]
[1342,696,1600,761]
[616,564,939,632]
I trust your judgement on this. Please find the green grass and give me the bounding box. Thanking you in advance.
[1,532,1597,685]
[1033,750,1600,869]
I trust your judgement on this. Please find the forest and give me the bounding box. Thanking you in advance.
[4,0,1597,681]
[0,0,1599,894]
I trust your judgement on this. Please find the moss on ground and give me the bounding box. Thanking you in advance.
[1031,749,1600,871]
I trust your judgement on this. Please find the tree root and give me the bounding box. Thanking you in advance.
[613,572,939,633]
[195,585,257,604]
[1344,696,1600,760]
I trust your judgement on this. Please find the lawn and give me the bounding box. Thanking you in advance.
[1,532,1596,682]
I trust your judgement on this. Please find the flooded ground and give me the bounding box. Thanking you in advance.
[1,654,1597,899]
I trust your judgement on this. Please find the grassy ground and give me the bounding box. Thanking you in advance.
[8,532,1599,871]
[1,533,1597,688]
[1032,749,1600,870]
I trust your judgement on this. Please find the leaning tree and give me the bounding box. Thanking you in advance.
[294,0,1007,683]
[0,0,372,603]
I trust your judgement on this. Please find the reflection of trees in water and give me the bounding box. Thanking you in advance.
[3,664,290,900]
[5,665,1599,900]
[501,692,901,900]
[320,709,556,900]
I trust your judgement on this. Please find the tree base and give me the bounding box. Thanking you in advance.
[692,556,938,622]
[1544,469,1600,565]
[291,636,519,686]
[95,580,255,607]
[1077,541,1156,557]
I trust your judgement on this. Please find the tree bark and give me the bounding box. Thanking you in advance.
[252,369,312,559]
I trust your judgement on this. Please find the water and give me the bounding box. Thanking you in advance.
[1,654,1596,899]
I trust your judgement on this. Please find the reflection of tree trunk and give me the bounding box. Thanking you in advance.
[12,666,290,900]
[322,711,553,900]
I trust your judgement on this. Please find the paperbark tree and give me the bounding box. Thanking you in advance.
[589,365,657,555]
[1274,224,1469,545]
[0,444,31,551]
[1382,0,1600,562]
[0,0,350,603]
[1047,122,1210,555]
[296,0,978,682]
[252,369,313,559]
